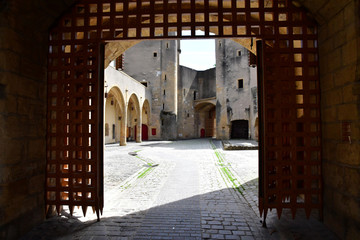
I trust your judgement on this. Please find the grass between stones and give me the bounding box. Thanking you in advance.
[210,140,246,196]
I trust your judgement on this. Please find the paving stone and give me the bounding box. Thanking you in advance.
[22,139,339,240]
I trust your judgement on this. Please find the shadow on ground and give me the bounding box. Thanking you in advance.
[21,187,339,240]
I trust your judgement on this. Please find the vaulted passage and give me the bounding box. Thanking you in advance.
[45,0,321,223]
[2,1,359,239]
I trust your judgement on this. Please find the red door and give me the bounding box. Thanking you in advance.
[200,128,205,138]
[142,124,148,141]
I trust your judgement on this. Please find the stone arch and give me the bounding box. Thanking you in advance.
[46,0,322,221]
[195,102,216,138]
[141,100,150,141]
[105,86,127,146]
[127,93,141,143]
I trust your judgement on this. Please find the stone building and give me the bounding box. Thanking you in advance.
[0,1,359,240]
[110,38,258,141]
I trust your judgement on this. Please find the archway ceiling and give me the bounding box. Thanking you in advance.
[14,0,339,34]
[20,0,332,68]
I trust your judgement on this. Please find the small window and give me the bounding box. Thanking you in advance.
[237,50,242,56]
[238,79,244,89]
[161,120,164,126]
[153,52,157,57]
[141,81,148,87]
[162,103,165,110]
[163,90,166,95]
[184,89,186,96]
[164,74,167,80]
[194,91,197,100]
[166,42,169,49]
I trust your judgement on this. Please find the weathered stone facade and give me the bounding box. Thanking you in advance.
[216,39,258,140]
[122,40,180,140]
[0,1,359,240]
[119,39,257,141]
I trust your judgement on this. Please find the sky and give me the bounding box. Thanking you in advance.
[179,31,215,71]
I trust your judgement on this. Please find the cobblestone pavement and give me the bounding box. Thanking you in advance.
[22,139,338,240]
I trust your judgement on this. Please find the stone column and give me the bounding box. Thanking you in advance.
[120,105,127,146]
[136,110,142,143]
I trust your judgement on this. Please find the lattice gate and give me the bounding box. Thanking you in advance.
[46,0,322,221]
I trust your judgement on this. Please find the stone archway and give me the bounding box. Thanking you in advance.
[195,102,216,138]
[105,87,127,146]
[142,100,150,141]
[127,93,141,143]
[45,0,322,222]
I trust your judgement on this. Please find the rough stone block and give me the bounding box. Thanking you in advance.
[322,107,337,123]
[342,83,358,103]
[338,103,359,121]
[27,139,46,160]
[336,143,360,166]
[327,48,342,71]
[342,167,360,197]
[332,29,346,49]
[322,122,340,139]
[327,11,344,37]
[343,1,356,25]
[3,138,25,165]
[323,162,344,189]
[0,50,20,72]
[319,73,334,91]
[318,0,351,20]
[322,89,342,108]
[334,65,356,87]
[321,141,336,160]
[342,39,358,66]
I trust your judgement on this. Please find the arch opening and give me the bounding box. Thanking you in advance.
[46,0,322,223]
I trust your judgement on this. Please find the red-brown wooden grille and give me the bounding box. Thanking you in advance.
[46,0,321,220]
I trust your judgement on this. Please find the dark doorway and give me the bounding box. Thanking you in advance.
[142,124,148,141]
[231,120,249,139]
[200,128,205,138]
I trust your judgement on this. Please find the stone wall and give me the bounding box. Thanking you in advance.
[177,66,217,139]
[123,40,179,140]
[0,1,76,239]
[0,1,359,239]
[215,39,258,140]
[297,0,360,239]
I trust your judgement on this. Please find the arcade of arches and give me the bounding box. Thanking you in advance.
[0,1,359,240]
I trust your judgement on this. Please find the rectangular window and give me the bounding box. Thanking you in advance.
[163,103,165,110]
[163,90,166,95]
[153,52,157,57]
[152,128,156,135]
[112,124,115,139]
[238,79,244,89]
[237,50,241,56]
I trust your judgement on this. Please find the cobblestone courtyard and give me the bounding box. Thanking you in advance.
[23,139,338,240]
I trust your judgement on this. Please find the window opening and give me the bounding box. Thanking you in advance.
[238,79,244,89]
